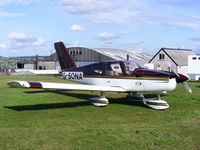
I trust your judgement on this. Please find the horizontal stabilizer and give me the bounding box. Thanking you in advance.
[8,80,126,92]
[29,70,60,75]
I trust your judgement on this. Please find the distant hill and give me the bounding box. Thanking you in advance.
[11,56,47,59]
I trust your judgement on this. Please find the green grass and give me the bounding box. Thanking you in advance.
[0,76,200,150]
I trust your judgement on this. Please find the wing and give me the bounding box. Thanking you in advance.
[8,80,126,92]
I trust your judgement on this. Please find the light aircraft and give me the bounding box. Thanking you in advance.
[8,42,192,110]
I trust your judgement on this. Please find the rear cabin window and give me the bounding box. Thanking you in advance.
[92,63,103,74]
[105,62,122,76]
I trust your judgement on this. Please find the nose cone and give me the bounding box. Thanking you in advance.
[176,74,189,83]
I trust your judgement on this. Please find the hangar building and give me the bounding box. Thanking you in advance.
[46,47,151,68]
[15,46,151,71]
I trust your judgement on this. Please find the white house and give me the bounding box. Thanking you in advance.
[149,48,195,76]
[188,55,200,80]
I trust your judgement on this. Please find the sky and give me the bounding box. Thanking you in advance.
[0,0,200,57]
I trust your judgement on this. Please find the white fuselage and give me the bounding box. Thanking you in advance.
[81,78,177,92]
[62,72,177,92]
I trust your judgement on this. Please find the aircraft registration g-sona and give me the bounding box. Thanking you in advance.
[8,42,192,110]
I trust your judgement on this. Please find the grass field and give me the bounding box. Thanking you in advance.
[0,76,200,150]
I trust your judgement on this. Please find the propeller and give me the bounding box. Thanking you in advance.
[171,68,192,93]
[182,82,192,93]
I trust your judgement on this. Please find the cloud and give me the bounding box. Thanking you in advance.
[128,40,143,45]
[59,0,200,30]
[70,24,84,31]
[32,38,45,46]
[59,0,114,14]
[151,0,200,8]
[96,32,120,41]
[71,41,80,47]
[0,11,23,17]
[8,32,30,39]
[96,31,128,41]
[91,8,142,25]
[103,41,114,45]
[190,37,200,41]
[0,0,39,5]
[8,32,46,48]
[0,43,6,49]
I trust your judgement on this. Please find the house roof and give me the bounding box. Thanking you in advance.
[149,48,195,66]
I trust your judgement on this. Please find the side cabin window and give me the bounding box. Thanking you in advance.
[105,62,122,76]
[92,62,103,74]
[124,61,139,75]
[159,54,165,60]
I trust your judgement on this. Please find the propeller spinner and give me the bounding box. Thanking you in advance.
[174,72,192,93]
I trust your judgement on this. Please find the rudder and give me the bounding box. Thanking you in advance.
[54,42,77,70]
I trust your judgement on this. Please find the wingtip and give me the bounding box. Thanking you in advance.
[8,80,21,88]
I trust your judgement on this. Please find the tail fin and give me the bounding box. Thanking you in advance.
[54,42,77,70]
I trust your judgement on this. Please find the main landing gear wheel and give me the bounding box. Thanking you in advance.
[90,92,109,107]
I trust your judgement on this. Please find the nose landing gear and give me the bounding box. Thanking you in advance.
[127,93,169,110]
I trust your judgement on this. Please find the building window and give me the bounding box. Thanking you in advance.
[159,54,165,60]
[192,57,197,60]
[70,50,82,55]
[157,65,161,70]
[39,66,43,70]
